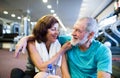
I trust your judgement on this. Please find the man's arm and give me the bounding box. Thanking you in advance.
[97,71,111,78]
[61,54,70,78]
[96,45,112,78]
[15,35,34,58]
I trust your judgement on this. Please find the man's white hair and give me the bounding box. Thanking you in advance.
[78,17,98,34]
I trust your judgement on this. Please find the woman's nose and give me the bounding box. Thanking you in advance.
[55,30,59,34]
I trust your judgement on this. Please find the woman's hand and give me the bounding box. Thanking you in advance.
[61,41,72,53]
[34,72,61,78]
[14,36,28,58]
[47,75,61,78]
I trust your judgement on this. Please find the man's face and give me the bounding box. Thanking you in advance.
[70,19,89,46]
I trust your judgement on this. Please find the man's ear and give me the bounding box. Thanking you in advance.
[88,32,94,39]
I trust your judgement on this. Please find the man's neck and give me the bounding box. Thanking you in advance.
[78,40,92,51]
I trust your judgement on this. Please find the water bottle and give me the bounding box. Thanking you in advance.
[52,64,57,75]
[47,64,53,75]
[47,64,61,78]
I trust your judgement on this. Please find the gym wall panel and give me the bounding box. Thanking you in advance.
[96,2,114,22]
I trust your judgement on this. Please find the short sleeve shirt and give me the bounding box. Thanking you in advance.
[58,35,112,78]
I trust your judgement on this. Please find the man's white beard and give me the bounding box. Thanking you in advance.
[70,37,80,46]
[70,34,89,46]
[78,35,88,45]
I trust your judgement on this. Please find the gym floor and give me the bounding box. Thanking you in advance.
[0,48,120,78]
[0,49,27,78]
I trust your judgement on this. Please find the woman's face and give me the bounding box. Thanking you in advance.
[46,23,59,43]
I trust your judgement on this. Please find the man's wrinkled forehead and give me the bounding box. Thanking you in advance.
[74,18,88,27]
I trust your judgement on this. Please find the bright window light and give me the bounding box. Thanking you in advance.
[50,10,55,13]
[42,0,48,3]
[28,18,30,21]
[53,13,57,16]
[3,11,8,14]
[11,14,16,17]
[17,16,21,19]
[47,5,52,9]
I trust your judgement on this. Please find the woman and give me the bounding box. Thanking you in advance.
[11,15,71,78]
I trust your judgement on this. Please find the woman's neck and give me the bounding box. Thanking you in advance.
[45,41,51,53]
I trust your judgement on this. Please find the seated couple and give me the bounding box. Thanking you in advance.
[12,15,112,78]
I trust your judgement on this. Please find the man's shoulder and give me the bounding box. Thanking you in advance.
[58,35,71,38]
[58,35,71,45]
[93,40,111,53]
[93,39,105,48]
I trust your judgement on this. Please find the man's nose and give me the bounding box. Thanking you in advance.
[72,30,77,36]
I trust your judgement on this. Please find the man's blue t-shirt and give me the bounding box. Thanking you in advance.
[58,35,112,78]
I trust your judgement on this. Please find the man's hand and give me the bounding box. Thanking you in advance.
[14,36,28,58]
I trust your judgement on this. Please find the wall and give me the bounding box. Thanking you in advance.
[96,2,115,22]
[0,17,19,49]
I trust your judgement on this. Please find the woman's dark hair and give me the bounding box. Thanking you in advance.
[32,15,59,43]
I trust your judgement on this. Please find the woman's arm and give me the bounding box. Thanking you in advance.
[27,41,72,71]
[61,54,70,78]
[15,35,34,58]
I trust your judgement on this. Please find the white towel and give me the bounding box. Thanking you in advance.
[35,39,62,72]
